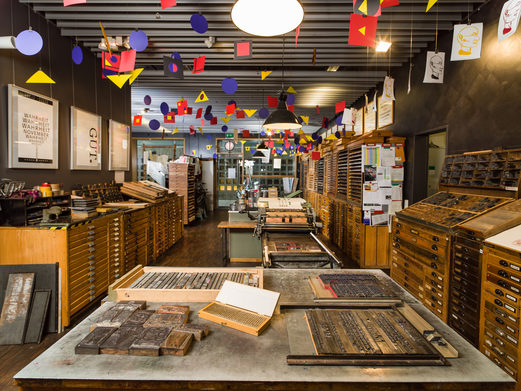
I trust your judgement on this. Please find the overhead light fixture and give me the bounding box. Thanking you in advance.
[0,36,16,49]
[253,141,268,158]
[262,92,302,130]
[326,65,340,72]
[231,0,304,37]
[375,41,392,53]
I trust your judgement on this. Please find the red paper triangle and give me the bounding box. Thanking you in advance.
[161,0,176,9]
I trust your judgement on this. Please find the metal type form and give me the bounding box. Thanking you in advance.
[318,274,398,299]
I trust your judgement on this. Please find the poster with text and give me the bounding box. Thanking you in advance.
[377,97,394,128]
[8,85,59,169]
[109,119,130,171]
[451,23,483,61]
[364,101,376,132]
[423,51,445,83]
[354,107,364,135]
[71,107,102,170]
[499,0,521,42]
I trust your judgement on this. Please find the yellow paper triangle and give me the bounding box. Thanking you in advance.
[26,70,55,84]
[306,135,313,141]
[286,86,297,94]
[222,117,231,123]
[244,109,257,118]
[105,59,112,66]
[128,68,144,85]
[107,74,131,89]
[326,134,337,140]
[299,138,307,144]
[301,116,309,125]
[172,128,179,134]
[426,0,438,12]
[206,144,213,150]
[298,129,305,135]
[240,140,246,144]
[358,0,368,14]
[282,150,288,155]
[261,70,272,80]
[359,26,366,36]
[195,90,209,103]
[198,127,204,134]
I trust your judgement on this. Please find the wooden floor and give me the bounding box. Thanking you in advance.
[0,209,356,390]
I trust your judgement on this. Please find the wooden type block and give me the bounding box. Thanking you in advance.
[99,326,143,355]
[157,305,190,317]
[143,312,187,328]
[75,327,117,355]
[0,273,35,345]
[24,289,51,344]
[92,303,140,330]
[129,327,172,356]
[121,310,155,327]
[160,330,193,356]
[174,323,209,341]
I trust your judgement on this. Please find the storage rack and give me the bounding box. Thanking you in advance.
[316,158,325,194]
[168,163,196,224]
[337,149,349,199]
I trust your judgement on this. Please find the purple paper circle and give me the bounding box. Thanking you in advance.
[190,14,208,34]
[72,45,83,65]
[227,100,237,106]
[204,112,213,121]
[144,95,152,105]
[298,146,306,153]
[259,108,269,119]
[221,125,228,132]
[16,29,43,56]
[129,30,148,52]
[160,102,170,115]
[335,131,341,138]
[169,63,179,72]
[171,51,182,60]
[260,131,266,137]
[205,105,213,114]
[207,135,212,140]
[311,132,318,140]
[221,78,238,94]
[149,119,160,130]
[287,94,295,106]
[336,116,343,126]
[213,153,218,159]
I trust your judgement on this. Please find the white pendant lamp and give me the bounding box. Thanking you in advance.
[231,0,304,37]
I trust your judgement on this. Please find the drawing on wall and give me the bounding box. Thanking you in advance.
[381,76,395,101]
[8,84,59,169]
[71,107,102,170]
[451,23,483,61]
[423,51,445,83]
[499,0,521,42]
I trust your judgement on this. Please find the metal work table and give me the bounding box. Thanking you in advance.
[15,270,515,391]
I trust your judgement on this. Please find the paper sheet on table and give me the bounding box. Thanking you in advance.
[377,166,392,187]
[391,166,404,182]
[392,184,403,200]
[380,147,395,166]
[227,168,236,179]
[274,158,281,169]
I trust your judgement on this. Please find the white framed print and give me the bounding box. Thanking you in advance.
[70,107,102,170]
[109,119,130,171]
[8,84,59,169]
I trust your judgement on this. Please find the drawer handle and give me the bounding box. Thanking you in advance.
[88,261,95,266]
[89,278,95,283]
[499,270,509,278]
[88,255,95,260]
[88,242,95,247]
[432,244,438,251]
[89,266,95,271]
[404,282,408,288]
[405,276,409,281]
[89,284,95,290]
[495,299,504,307]
[396,222,402,228]
[498,280,507,288]
[431,254,438,261]
[89,272,95,277]
[500,260,509,267]
[431,262,438,270]
[432,272,437,278]
[87,235,95,241]
[89,248,95,253]
[404,262,409,267]
[496,317,505,325]
[496,289,505,297]
[395,229,400,235]
[410,229,419,235]
[88,230,95,235]
[88,225,95,230]
[432,236,439,242]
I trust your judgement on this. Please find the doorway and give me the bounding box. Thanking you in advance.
[427,131,447,197]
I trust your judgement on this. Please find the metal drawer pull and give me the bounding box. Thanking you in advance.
[496,289,505,297]
[410,229,419,235]
[88,225,95,230]
[500,260,508,267]
[432,244,438,251]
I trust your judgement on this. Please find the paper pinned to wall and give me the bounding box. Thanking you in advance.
[227,168,236,179]
[380,147,395,166]
[392,184,403,200]
[391,166,404,182]
[273,158,281,169]
[377,166,392,187]
[363,145,380,166]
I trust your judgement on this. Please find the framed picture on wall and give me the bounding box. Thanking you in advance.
[109,119,130,171]
[378,96,395,129]
[8,84,59,169]
[70,107,102,170]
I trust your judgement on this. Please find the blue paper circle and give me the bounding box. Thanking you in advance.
[221,78,238,94]
[335,131,341,138]
[160,102,170,116]
[144,95,152,105]
[336,116,342,126]
[221,125,228,132]
[259,108,269,119]
[207,135,212,140]
[297,116,303,124]
[129,30,148,52]
[16,29,43,56]
[260,131,266,137]
[204,112,213,121]
[171,51,182,60]
[213,153,218,159]
[311,132,318,140]
[190,13,208,34]
[298,146,306,153]
[227,100,237,106]
[72,45,83,65]
[286,94,295,106]
[309,144,314,150]
[169,63,179,72]
[149,119,160,131]
[205,105,212,114]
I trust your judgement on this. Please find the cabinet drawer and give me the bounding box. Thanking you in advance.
[69,235,107,256]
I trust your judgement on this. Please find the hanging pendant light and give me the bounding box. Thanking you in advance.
[231,0,304,37]
[253,141,268,159]
[262,92,302,130]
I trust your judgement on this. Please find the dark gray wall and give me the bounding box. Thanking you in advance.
[0,0,131,191]
[381,0,521,202]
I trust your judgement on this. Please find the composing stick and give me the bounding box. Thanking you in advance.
[203,303,266,328]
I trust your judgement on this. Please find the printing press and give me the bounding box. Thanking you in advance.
[255,197,342,269]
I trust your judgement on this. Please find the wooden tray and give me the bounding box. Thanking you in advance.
[108,266,263,303]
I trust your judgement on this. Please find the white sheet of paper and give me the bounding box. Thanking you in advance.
[379,187,393,205]
[273,158,281,169]
[424,51,445,83]
[341,108,353,125]
[216,281,280,317]
[227,167,236,179]
[372,213,389,226]
[382,76,395,101]
[392,184,403,201]
[380,147,395,166]
[451,23,483,61]
[391,166,404,182]
[499,0,521,42]
[377,166,392,187]
[390,200,403,215]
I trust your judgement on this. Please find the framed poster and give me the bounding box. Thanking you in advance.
[8,84,59,169]
[109,119,130,171]
[353,107,364,135]
[70,107,102,170]
[364,103,376,133]
[378,97,395,128]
